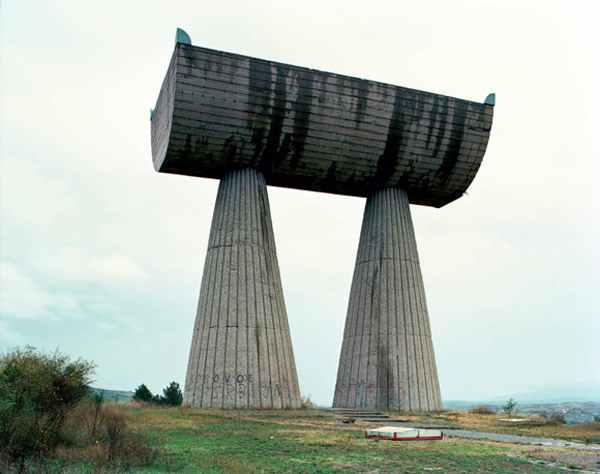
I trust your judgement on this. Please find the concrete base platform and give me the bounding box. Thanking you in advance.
[365,426,443,441]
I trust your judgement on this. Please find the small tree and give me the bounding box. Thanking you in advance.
[162,382,183,406]
[83,391,105,437]
[503,398,517,418]
[132,384,153,402]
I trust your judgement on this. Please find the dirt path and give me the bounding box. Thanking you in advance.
[442,428,599,449]
[384,421,600,449]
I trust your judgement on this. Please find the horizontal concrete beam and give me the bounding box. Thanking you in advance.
[151,43,494,208]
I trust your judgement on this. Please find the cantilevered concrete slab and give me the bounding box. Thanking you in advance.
[151,39,493,208]
[151,30,494,411]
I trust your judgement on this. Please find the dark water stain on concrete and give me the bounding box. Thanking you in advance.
[324,161,338,187]
[222,134,238,161]
[258,182,273,250]
[180,133,207,175]
[396,162,414,191]
[260,67,288,171]
[290,70,313,169]
[275,134,292,167]
[355,80,369,128]
[182,133,193,161]
[377,342,391,409]
[250,128,265,165]
[247,60,273,165]
[436,100,467,184]
[425,95,439,150]
[431,96,449,160]
[373,89,405,189]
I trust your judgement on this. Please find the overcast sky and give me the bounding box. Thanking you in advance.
[1,0,598,406]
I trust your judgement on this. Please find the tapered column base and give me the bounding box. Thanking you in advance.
[184,168,301,409]
[333,188,442,411]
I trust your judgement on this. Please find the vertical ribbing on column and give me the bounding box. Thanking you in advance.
[183,168,301,409]
[333,188,442,411]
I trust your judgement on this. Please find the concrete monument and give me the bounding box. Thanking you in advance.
[150,29,494,410]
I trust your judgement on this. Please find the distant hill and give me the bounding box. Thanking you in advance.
[90,387,134,402]
[443,400,600,425]
[481,382,600,404]
[518,402,599,424]
[444,382,599,410]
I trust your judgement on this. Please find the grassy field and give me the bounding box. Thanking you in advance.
[121,406,600,473]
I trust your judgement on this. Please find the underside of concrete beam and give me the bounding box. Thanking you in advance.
[333,188,442,411]
[183,168,301,408]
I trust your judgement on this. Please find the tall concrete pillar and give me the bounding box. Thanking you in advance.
[333,188,442,411]
[184,168,301,409]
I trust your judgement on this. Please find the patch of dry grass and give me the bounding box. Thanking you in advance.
[383,410,600,443]
[515,445,600,472]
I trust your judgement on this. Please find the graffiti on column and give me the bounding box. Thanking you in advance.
[201,373,292,400]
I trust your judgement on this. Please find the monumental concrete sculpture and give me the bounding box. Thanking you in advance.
[151,29,494,410]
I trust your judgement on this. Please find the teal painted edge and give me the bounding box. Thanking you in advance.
[484,93,496,106]
[150,108,154,120]
[176,28,192,46]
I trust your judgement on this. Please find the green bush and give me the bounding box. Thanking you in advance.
[1,348,161,473]
[0,346,95,473]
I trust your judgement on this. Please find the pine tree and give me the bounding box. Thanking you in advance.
[162,382,183,406]
[132,383,153,402]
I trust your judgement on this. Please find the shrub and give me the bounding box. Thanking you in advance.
[0,346,95,473]
[469,405,494,415]
[1,348,160,472]
[300,395,317,409]
[548,412,566,424]
[64,395,159,470]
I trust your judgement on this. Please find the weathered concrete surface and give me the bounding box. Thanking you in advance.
[151,37,495,413]
[184,168,301,408]
[151,43,494,208]
[333,188,442,411]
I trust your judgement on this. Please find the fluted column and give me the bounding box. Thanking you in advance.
[184,168,301,409]
[333,188,442,411]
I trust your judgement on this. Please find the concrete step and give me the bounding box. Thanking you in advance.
[333,412,385,416]
[329,408,393,423]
